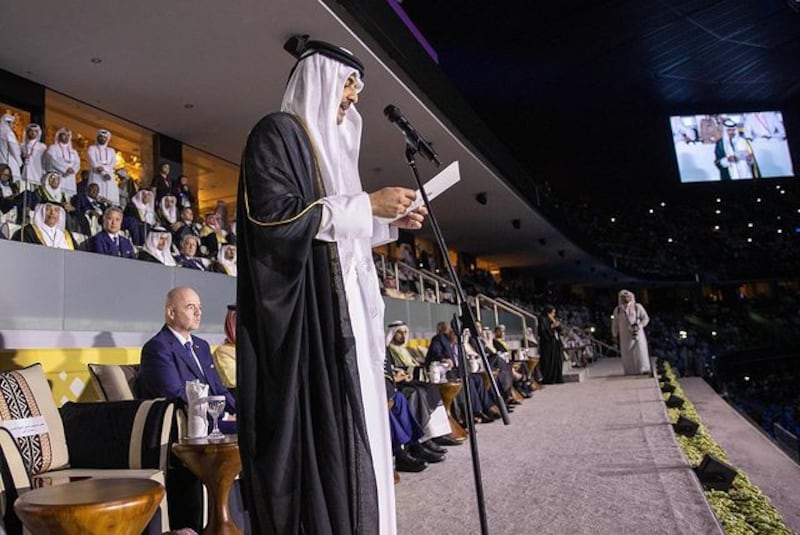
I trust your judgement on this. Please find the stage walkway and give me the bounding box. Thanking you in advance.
[395,358,722,534]
[681,377,800,533]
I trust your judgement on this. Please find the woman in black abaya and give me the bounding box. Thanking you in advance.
[538,304,564,384]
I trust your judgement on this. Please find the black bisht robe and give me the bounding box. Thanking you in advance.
[538,315,564,384]
[236,112,379,535]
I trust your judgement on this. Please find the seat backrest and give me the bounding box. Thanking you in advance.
[60,398,175,472]
[0,364,70,476]
[87,363,139,401]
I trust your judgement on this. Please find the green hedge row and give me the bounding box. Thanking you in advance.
[660,364,795,535]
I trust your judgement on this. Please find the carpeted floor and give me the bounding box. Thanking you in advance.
[395,358,722,534]
[681,377,800,533]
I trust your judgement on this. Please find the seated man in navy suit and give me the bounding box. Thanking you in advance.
[86,207,136,259]
[138,286,237,532]
[137,286,236,419]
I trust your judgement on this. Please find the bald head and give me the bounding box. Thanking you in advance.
[165,287,202,336]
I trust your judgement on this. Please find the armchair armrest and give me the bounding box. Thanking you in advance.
[0,426,32,531]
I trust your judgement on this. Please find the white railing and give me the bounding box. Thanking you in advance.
[375,254,455,304]
[474,293,533,348]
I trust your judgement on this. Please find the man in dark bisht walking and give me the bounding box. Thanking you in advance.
[236,36,427,534]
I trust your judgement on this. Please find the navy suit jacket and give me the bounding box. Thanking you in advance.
[137,325,236,414]
[88,231,136,259]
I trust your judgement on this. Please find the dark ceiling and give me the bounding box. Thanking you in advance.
[396,0,800,196]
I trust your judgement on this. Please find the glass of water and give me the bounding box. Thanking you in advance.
[206,395,227,440]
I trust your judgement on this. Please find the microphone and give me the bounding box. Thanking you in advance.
[383,105,441,167]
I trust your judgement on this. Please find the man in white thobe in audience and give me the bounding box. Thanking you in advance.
[45,127,80,197]
[0,114,22,183]
[87,129,119,205]
[21,123,47,190]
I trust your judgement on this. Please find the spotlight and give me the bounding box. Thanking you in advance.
[511,219,521,230]
[665,394,685,408]
[694,454,737,491]
[673,415,699,437]
[475,192,488,205]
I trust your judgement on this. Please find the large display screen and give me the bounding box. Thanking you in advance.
[670,111,794,183]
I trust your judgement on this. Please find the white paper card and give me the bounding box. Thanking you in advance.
[3,416,48,439]
[379,160,461,223]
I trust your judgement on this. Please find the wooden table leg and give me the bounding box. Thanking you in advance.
[172,439,242,535]
[437,382,467,441]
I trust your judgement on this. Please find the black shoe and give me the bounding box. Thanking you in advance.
[474,412,495,424]
[422,439,447,454]
[433,435,463,447]
[395,450,427,472]
[409,442,446,463]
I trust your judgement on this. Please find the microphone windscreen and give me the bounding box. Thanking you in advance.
[384,105,402,123]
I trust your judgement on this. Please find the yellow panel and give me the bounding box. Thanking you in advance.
[0,348,142,406]
[0,346,219,407]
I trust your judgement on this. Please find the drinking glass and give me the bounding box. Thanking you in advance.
[206,395,227,440]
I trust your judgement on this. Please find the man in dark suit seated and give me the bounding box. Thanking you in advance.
[137,286,237,532]
[175,234,206,271]
[71,182,110,236]
[137,286,235,419]
[87,206,136,259]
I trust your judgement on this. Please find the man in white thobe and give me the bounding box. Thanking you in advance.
[87,128,119,205]
[714,119,759,180]
[237,38,427,535]
[45,127,80,197]
[21,123,47,190]
[0,114,22,182]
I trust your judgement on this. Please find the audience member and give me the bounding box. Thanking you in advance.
[71,182,110,236]
[45,127,80,197]
[0,114,21,182]
[20,123,46,190]
[427,322,500,424]
[174,175,195,210]
[136,286,236,413]
[175,234,205,270]
[153,162,173,201]
[212,305,237,396]
[11,201,76,249]
[475,320,518,404]
[138,227,176,266]
[34,171,71,206]
[213,200,230,231]
[0,163,35,223]
[383,354,441,472]
[157,194,178,228]
[385,321,458,450]
[86,206,135,258]
[123,189,155,246]
[171,206,200,246]
[87,129,119,205]
[116,168,138,210]
[213,244,236,276]
[199,212,227,257]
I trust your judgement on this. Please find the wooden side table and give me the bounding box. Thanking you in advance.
[14,478,164,535]
[437,381,467,441]
[172,435,242,535]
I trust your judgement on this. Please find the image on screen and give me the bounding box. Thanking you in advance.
[669,111,794,183]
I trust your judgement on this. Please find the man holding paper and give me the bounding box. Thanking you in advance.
[237,38,426,534]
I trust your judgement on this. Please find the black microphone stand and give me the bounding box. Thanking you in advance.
[399,142,510,535]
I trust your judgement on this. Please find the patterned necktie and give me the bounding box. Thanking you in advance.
[185,341,204,376]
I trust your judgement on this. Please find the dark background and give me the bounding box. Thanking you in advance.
[397,0,800,198]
